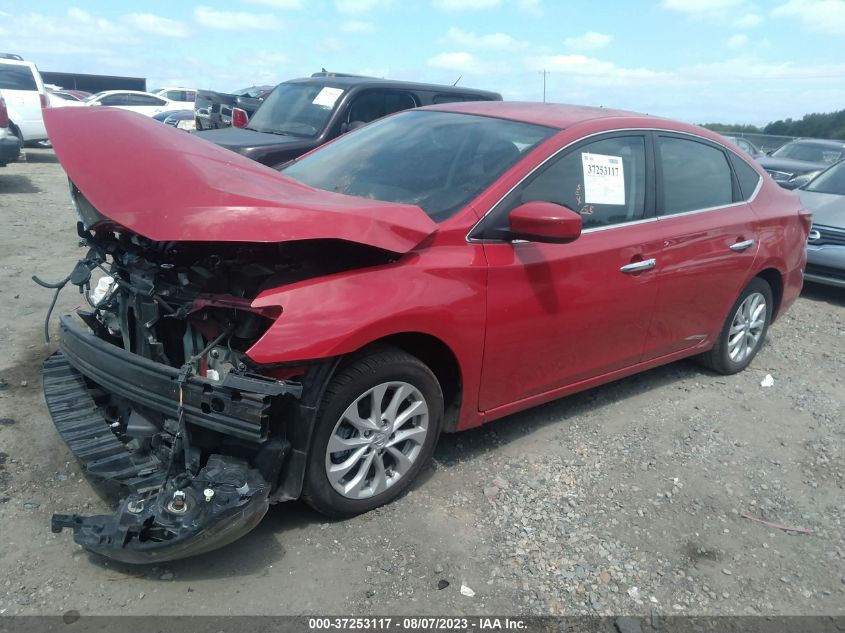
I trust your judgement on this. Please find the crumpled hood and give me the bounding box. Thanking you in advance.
[44,107,437,253]
[798,189,845,228]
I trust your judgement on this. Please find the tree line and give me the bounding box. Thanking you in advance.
[702,107,845,140]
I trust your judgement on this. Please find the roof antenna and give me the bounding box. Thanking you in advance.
[453,75,461,86]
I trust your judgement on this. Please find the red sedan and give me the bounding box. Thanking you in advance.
[43,103,809,561]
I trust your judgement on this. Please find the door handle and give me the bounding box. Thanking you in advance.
[620,258,656,273]
[730,239,754,251]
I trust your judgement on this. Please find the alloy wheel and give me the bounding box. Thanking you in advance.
[325,381,429,500]
[727,291,767,363]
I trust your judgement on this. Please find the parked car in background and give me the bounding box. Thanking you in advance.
[724,135,763,158]
[0,95,22,166]
[758,138,845,188]
[43,101,808,562]
[152,109,195,130]
[48,89,90,102]
[154,87,197,109]
[796,159,845,288]
[83,90,172,117]
[0,56,48,145]
[46,90,86,108]
[193,72,502,168]
[194,85,273,131]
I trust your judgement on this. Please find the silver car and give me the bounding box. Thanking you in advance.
[798,159,845,288]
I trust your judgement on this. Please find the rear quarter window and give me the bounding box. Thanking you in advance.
[0,64,37,90]
[729,153,762,200]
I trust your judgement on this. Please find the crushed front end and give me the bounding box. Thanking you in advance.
[39,200,380,562]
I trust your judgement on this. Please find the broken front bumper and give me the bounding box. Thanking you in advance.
[43,316,299,563]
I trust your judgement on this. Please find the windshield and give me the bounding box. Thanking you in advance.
[283,110,555,221]
[772,141,845,164]
[83,91,107,103]
[245,83,343,137]
[804,160,845,196]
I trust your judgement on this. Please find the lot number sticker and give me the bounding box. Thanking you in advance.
[312,87,344,109]
[581,152,625,205]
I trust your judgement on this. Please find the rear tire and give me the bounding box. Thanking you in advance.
[302,347,443,518]
[698,277,773,375]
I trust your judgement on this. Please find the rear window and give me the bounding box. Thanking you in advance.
[0,64,37,90]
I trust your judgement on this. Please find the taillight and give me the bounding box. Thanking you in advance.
[799,208,813,236]
[0,97,8,127]
[40,93,48,108]
[232,107,248,128]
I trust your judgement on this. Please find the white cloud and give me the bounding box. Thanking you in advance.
[445,26,523,49]
[432,0,502,10]
[725,33,748,48]
[772,0,845,34]
[193,6,283,30]
[334,0,391,13]
[242,0,304,7]
[564,31,612,51]
[516,0,542,15]
[427,51,478,72]
[524,54,669,85]
[661,0,747,14]
[341,20,375,32]
[733,12,763,27]
[124,13,189,38]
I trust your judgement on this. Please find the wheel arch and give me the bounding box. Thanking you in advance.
[754,267,784,319]
[353,332,464,433]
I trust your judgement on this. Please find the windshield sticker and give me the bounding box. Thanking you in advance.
[312,87,344,108]
[581,152,625,205]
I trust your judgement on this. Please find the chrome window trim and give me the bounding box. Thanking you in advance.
[465,126,763,243]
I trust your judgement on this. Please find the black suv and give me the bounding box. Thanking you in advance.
[193,72,501,169]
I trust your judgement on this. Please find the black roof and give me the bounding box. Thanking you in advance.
[791,138,845,148]
[285,73,501,100]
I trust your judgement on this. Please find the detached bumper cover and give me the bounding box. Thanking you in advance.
[44,316,297,562]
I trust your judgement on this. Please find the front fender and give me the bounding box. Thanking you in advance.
[248,252,485,363]
[246,248,487,424]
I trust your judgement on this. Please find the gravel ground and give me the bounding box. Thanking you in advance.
[0,148,843,617]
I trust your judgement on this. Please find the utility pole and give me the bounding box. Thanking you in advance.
[539,69,550,103]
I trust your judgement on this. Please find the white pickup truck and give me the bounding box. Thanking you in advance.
[0,55,49,144]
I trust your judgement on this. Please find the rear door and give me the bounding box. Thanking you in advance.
[641,133,760,361]
[0,61,46,141]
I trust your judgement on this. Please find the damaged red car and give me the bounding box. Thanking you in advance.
[41,102,809,562]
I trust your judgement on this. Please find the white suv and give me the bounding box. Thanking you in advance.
[0,56,48,144]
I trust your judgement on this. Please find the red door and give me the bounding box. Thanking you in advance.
[472,133,661,411]
[641,134,758,361]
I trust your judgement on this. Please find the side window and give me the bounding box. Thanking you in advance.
[729,153,762,200]
[347,90,416,125]
[0,64,37,90]
[131,94,166,106]
[99,93,128,106]
[164,90,181,101]
[659,136,733,214]
[511,135,647,230]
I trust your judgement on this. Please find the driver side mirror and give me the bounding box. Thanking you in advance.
[508,201,582,244]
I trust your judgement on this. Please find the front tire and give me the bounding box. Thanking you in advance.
[302,347,443,518]
[699,277,773,375]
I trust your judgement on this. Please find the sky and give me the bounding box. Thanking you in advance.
[1,0,844,125]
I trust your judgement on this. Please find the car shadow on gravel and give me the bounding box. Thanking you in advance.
[432,358,705,468]
[21,149,59,163]
[0,174,41,194]
[801,281,845,307]
[82,500,323,580]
